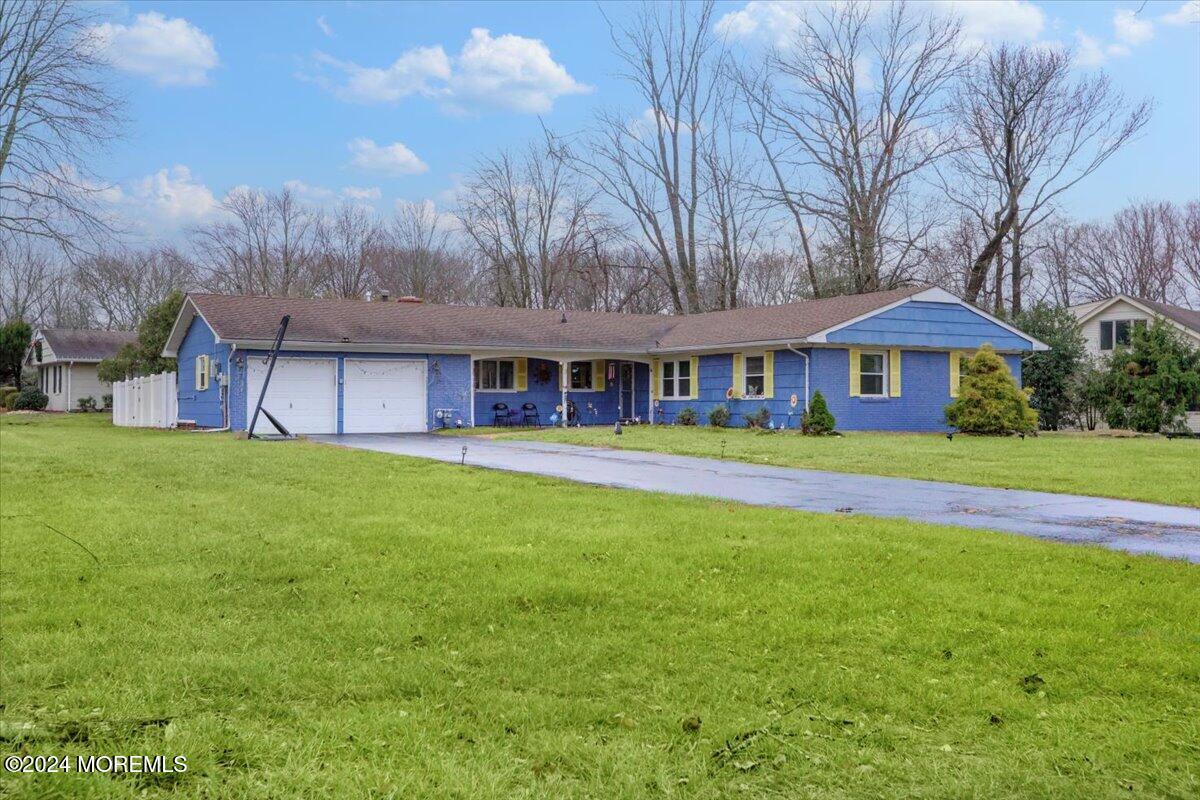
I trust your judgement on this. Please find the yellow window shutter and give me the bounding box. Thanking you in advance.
[849,348,861,397]
[593,360,605,391]
[651,358,661,400]
[689,356,699,399]
[732,353,744,398]
[515,358,528,392]
[763,351,775,398]
[949,351,961,397]
[889,348,901,397]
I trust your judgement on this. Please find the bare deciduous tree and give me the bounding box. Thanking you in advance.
[948,44,1151,312]
[561,0,721,313]
[0,0,121,254]
[753,1,967,293]
[74,246,193,327]
[374,200,476,303]
[191,187,317,296]
[1073,201,1183,303]
[314,203,382,299]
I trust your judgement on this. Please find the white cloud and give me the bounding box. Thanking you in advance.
[1113,8,1154,45]
[100,166,218,236]
[347,138,428,176]
[447,28,591,113]
[310,28,588,114]
[1161,1,1200,25]
[342,186,382,200]
[316,47,450,103]
[317,16,334,38]
[90,12,218,87]
[1074,31,1110,66]
[715,1,1045,49]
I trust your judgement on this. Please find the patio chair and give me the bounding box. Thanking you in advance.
[492,402,516,427]
[521,402,541,427]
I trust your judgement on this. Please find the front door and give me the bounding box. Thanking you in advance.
[619,362,635,420]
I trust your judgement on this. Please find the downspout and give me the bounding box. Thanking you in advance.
[786,344,810,413]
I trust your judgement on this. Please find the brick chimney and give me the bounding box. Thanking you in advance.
[398,295,424,304]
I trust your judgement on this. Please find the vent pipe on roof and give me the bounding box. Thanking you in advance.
[398,295,423,304]
[378,289,390,302]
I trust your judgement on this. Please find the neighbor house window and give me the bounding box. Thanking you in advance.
[195,355,210,391]
[661,359,691,399]
[743,356,765,397]
[474,359,515,391]
[859,351,886,397]
[569,361,595,390]
[1099,319,1146,350]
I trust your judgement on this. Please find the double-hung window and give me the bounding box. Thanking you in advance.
[569,361,595,390]
[743,356,765,397]
[474,359,515,391]
[195,355,210,392]
[660,359,691,399]
[859,351,886,397]
[1099,319,1145,350]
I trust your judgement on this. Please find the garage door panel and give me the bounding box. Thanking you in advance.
[247,358,337,434]
[344,359,426,433]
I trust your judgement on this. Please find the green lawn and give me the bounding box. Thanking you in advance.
[2,414,1198,799]
[450,425,1200,507]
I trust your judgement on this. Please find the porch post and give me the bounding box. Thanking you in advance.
[560,359,568,427]
[648,360,655,424]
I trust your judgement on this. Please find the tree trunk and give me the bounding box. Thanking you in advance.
[963,204,1018,303]
[993,212,1005,317]
[1010,212,1023,316]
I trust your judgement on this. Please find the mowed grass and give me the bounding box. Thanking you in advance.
[1,415,1198,799]
[456,425,1200,507]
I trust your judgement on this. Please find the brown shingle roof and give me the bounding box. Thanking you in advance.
[187,285,929,354]
[1139,298,1200,335]
[38,328,137,361]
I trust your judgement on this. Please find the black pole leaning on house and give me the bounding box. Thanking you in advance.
[248,315,291,439]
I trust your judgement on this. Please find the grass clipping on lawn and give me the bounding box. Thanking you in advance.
[1,414,1198,799]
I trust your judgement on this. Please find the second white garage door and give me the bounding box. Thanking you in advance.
[343,359,427,433]
[246,357,337,434]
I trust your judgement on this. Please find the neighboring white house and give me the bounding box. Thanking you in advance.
[24,328,138,411]
[1069,295,1200,432]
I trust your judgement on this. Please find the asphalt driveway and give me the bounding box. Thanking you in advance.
[310,433,1200,562]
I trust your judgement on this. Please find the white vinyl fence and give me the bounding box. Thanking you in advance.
[112,372,178,428]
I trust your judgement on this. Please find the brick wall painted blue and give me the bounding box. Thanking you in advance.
[229,350,471,433]
[827,301,1032,350]
[656,350,810,429]
[177,316,230,427]
[473,359,649,426]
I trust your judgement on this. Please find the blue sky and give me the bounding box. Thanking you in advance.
[91,1,1200,239]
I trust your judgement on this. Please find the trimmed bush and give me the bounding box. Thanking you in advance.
[676,406,698,426]
[13,388,49,411]
[801,391,836,435]
[0,385,17,406]
[743,406,771,429]
[707,405,731,428]
[944,345,1037,434]
[3,392,17,410]
[77,396,98,412]
[102,393,113,410]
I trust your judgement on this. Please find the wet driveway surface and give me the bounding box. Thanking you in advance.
[310,433,1200,562]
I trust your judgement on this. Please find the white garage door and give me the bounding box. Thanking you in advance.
[246,357,337,434]
[343,359,427,433]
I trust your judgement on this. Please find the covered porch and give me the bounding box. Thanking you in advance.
[469,353,654,428]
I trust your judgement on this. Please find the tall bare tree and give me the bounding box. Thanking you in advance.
[1073,201,1184,304]
[457,143,594,309]
[948,44,1151,313]
[561,0,721,312]
[314,203,382,299]
[751,1,967,294]
[191,187,317,296]
[0,0,121,253]
[74,246,194,327]
[373,200,475,303]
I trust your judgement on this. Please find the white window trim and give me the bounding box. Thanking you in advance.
[742,353,767,399]
[567,360,602,392]
[659,358,692,399]
[1099,318,1145,351]
[196,355,210,391]
[859,350,887,398]
[474,358,518,392]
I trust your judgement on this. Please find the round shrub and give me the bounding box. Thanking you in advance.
[707,405,731,428]
[3,392,17,411]
[676,406,698,426]
[944,345,1037,434]
[743,406,771,429]
[13,388,49,411]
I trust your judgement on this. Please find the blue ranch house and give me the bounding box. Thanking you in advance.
[161,286,1046,434]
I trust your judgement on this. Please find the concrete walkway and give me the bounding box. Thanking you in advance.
[310,433,1200,562]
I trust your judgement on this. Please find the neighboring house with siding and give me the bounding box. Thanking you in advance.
[161,286,1045,434]
[1069,295,1200,432]
[25,328,138,411]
